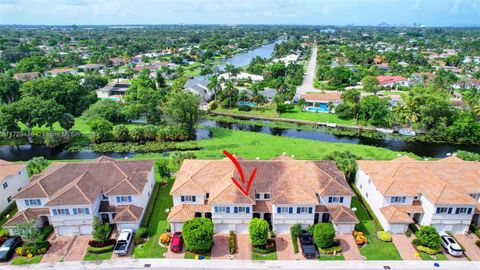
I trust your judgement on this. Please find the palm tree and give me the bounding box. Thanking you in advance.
[250,83,265,106]
[393,100,419,127]
[208,76,222,103]
[275,77,288,95]
[224,81,238,108]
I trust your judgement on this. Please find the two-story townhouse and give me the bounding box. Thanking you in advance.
[167,156,358,234]
[0,160,29,213]
[355,156,480,234]
[4,156,154,236]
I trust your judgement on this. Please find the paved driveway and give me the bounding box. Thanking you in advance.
[211,234,229,259]
[64,236,90,262]
[391,234,420,260]
[41,235,76,263]
[236,234,251,260]
[275,234,304,260]
[454,234,480,261]
[336,234,362,260]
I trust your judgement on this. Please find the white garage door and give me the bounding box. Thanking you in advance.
[235,224,249,233]
[215,224,229,233]
[57,226,78,236]
[79,225,92,235]
[274,224,290,234]
[432,224,445,233]
[450,224,467,234]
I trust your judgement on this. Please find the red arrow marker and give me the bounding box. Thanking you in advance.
[223,150,257,196]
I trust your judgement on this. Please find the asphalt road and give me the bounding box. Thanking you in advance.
[296,45,322,96]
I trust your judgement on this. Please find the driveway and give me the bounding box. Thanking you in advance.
[211,234,229,259]
[453,234,480,261]
[64,236,90,261]
[336,234,362,260]
[41,235,76,263]
[275,234,304,260]
[391,234,420,260]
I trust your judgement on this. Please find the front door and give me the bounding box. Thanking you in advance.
[321,213,330,223]
[263,213,272,230]
[100,213,110,223]
[253,213,261,219]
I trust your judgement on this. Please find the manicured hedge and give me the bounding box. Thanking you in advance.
[416,245,441,255]
[229,231,236,255]
[290,224,301,254]
[314,223,335,248]
[87,244,114,254]
[183,218,214,254]
[378,231,392,242]
[319,244,342,254]
[249,218,269,247]
[88,239,116,248]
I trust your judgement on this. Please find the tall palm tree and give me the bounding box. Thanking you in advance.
[208,76,222,103]
[250,83,265,105]
[224,81,238,108]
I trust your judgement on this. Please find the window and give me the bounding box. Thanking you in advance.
[24,199,41,206]
[255,193,260,199]
[213,206,229,213]
[455,208,472,215]
[72,208,90,215]
[390,197,406,203]
[2,182,7,189]
[52,209,70,216]
[436,207,452,214]
[328,197,344,203]
[116,196,132,203]
[263,193,271,200]
[277,207,293,214]
[234,206,250,214]
[297,207,313,214]
[180,196,196,203]
[359,184,362,190]
[7,196,12,203]
[366,193,369,198]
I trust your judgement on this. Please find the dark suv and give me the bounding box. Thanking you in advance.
[298,230,316,259]
[0,236,22,262]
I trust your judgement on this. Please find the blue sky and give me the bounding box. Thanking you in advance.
[1,0,479,26]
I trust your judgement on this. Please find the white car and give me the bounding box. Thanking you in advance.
[440,233,463,257]
[114,229,134,256]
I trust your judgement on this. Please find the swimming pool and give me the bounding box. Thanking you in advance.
[238,101,257,107]
[306,104,329,113]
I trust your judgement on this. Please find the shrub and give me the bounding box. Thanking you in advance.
[88,239,116,248]
[238,105,251,111]
[305,224,315,236]
[353,231,367,245]
[88,118,113,143]
[319,242,342,254]
[87,244,114,254]
[144,125,159,141]
[416,226,441,250]
[130,126,146,142]
[37,225,53,241]
[290,224,301,254]
[82,99,125,123]
[314,223,335,248]
[416,245,441,255]
[270,231,276,239]
[470,224,480,239]
[112,125,129,141]
[249,218,269,247]
[137,227,149,238]
[251,239,276,253]
[183,218,214,254]
[409,223,419,234]
[159,233,171,245]
[475,240,480,248]
[15,241,51,256]
[378,231,392,242]
[229,231,236,254]
[405,231,412,238]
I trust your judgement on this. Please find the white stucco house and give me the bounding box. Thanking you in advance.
[4,157,155,236]
[167,155,358,234]
[355,156,480,234]
[0,160,29,214]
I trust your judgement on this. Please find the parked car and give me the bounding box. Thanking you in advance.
[170,232,183,253]
[298,230,316,259]
[440,233,463,257]
[0,236,22,262]
[114,229,133,256]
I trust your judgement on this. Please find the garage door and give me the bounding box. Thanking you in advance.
[432,224,445,233]
[215,224,229,233]
[79,225,92,235]
[235,224,249,233]
[274,224,290,234]
[57,226,78,236]
[450,224,467,234]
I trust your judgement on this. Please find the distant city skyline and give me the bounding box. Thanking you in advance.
[0,0,479,26]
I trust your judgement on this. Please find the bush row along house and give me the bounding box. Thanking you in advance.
[355,156,480,234]
[4,157,155,236]
[167,155,359,234]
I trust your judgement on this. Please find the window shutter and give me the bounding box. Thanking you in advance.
[340,197,344,203]
[436,208,440,214]
[52,209,57,216]
[226,207,230,213]
[192,196,196,202]
[455,208,460,214]
[214,206,218,213]
[116,197,121,203]
[181,196,185,202]
[73,208,78,215]
[234,207,238,213]
[448,208,452,214]
[288,207,293,214]
[36,199,41,205]
[25,200,30,206]
[328,197,332,203]
[246,207,250,214]
[277,207,280,214]
[296,208,300,214]
[467,208,472,215]
[128,196,132,202]
[308,207,313,214]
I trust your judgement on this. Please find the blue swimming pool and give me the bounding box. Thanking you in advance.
[306,104,329,113]
[238,101,257,107]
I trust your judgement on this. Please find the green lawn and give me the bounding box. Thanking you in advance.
[280,106,357,125]
[132,173,173,258]
[419,252,449,261]
[83,251,113,261]
[351,197,402,260]
[10,256,42,265]
[184,252,211,259]
[252,251,278,260]
[167,127,414,161]
[318,254,345,260]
